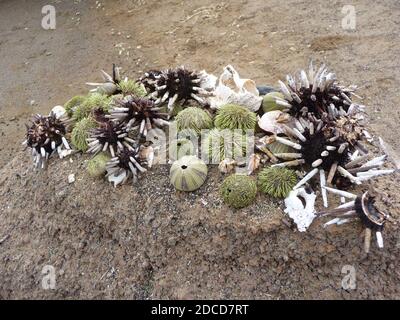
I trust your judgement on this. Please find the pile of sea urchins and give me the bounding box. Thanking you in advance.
[24,62,396,252]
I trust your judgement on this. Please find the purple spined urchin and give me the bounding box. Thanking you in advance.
[140,66,212,112]
[276,62,361,119]
[86,120,135,157]
[139,70,162,93]
[317,191,393,253]
[25,112,70,169]
[108,96,169,137]
[106,147,147,186]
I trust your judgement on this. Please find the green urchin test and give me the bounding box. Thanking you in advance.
[261,92,286,113]
[170,155,208,192]
[220,174,257,209]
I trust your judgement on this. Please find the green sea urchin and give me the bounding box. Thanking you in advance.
[220,174,257,208]
[175,107,213,134]
[204,128,251,163]
[72,93,111,122]
[87,152,111,177]
[71,117,98,152]
[258,167,297,198]
[169,138,195,161]
[214,104,257,131]
[116,79,147,97]
[64,95,86,118]
[261,92,286,113]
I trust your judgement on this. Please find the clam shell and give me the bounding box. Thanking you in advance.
[258,111,286,134]
[170,155,208,192]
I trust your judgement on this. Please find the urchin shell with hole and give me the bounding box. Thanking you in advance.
[170,155,208,192]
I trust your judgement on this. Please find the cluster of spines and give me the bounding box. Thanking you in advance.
[25,113,70,169]
[139,66,211,112]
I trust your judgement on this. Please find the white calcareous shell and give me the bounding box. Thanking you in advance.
[207,65,262,112]
[218,158,236,174]
[258,110,286,134]
[284,188,316,232]
[51,105,66,119]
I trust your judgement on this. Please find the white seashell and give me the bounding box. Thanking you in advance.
[207,65,262,111]
[108,170,127,187]
[51,105,66,119]
[284,188,316,232]
[258,111,287,134]
[218,158,236,174]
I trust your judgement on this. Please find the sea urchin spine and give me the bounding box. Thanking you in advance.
[24,112,71,169]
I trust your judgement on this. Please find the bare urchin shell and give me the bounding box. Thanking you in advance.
[24,112,71,169]
[86,120,136,157]
[277,61,363,119]
[86,63,122,96]
[106,147,147,187]
[139,66,213,113]
[170,155,208,192]
[107,96,169,137]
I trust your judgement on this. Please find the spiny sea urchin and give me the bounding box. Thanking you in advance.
[276,62,362,119]
[140,66,213,111]
[106,147,147,186]
[317,191,394,253]
[87,152,111,177]
[175,107,213,134]
[64,95,86,118]
[72,93,111,122]
[204,128,251,163]
[24,112,71,169]
[116,79,147,97]
[214,104,257,131]
[86,120,135,157]
[108,96,169,137]
[220,174,257,209]
[261,116,392,207]
[71,117,98,152]
[258,167,297,198]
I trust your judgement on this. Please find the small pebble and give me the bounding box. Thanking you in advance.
[68,174,75,184]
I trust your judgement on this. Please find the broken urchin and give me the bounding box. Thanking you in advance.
[140,66,213,112]
[276,62,362,119]
[86,120,136,157]
[24,112,71,169]
[105,146,148,187]
[108,96,169,137]
[317,191,394,253]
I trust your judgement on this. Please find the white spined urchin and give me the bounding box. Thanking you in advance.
[139,66,213,112]
[105,147,147,187]
[86,120,136,157]
[107,96,169,137]
[276,62,364,119]
[260,116,392,208]
[24,112,71,169]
